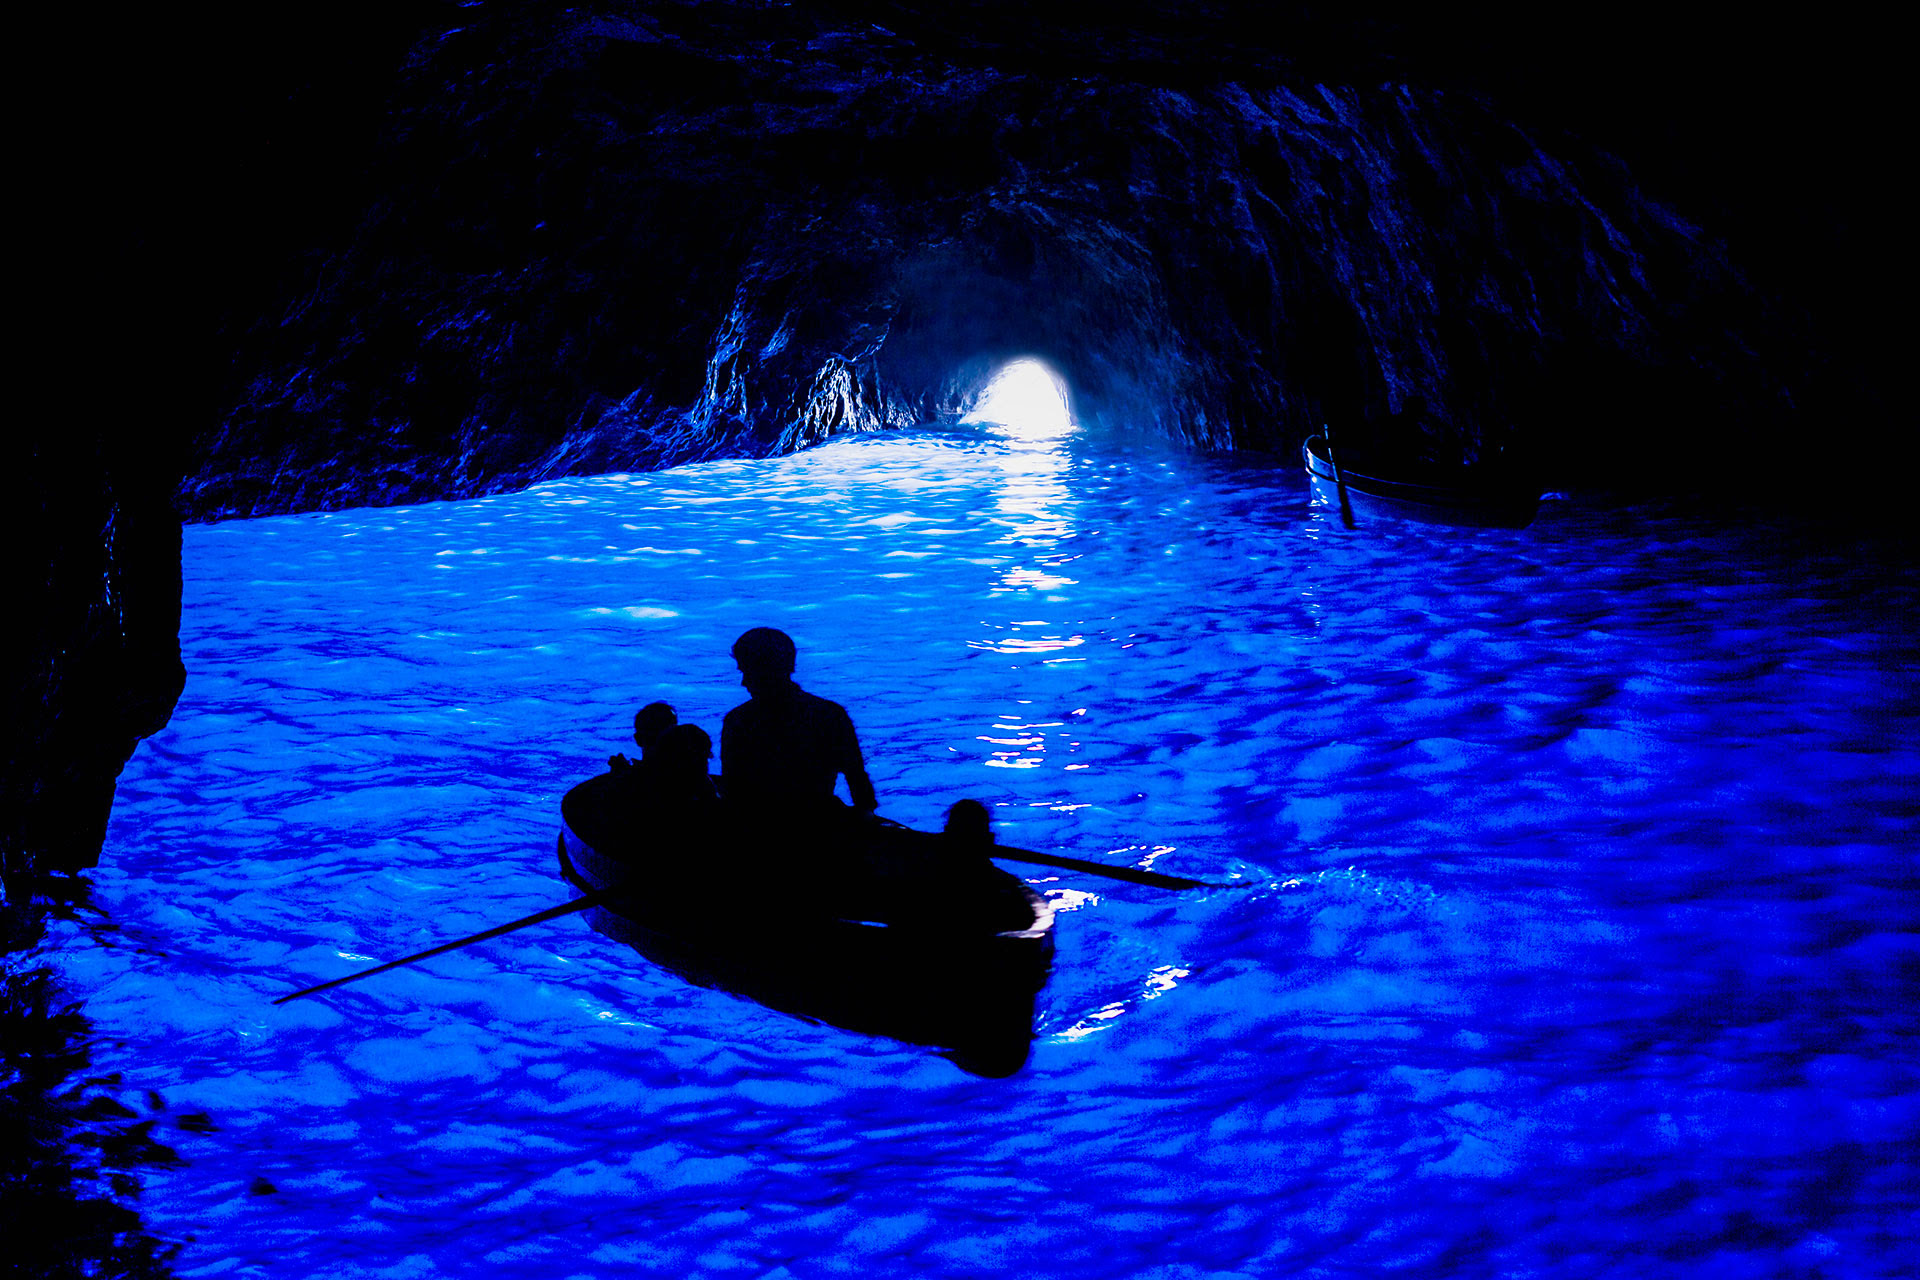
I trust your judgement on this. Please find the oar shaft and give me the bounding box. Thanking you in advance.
[990,844,1217,890]
[273,892,608,1006]
[1324,423,1357,530]
[276,829,1215,1007]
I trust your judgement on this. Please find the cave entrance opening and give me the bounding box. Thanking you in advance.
[960,358,1073,442]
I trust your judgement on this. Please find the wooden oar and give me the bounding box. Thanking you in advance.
[988,844,1223,890]
[1323,422,1357,530]
[275,831,1220,1006]
[272,891,614,1006]
[868,813,1221,890]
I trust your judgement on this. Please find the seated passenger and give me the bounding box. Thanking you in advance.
[649,724,720,810]
[637,723,721,857]
[610,701,678,774]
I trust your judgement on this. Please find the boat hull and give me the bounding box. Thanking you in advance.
[558,773,1054,1076]
[1305,437,1539,529]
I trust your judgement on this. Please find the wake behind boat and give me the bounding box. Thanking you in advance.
[557,771,1056,1077]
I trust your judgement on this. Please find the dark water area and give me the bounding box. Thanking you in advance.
[2,900,181,1277]
[21,424,1918,1277]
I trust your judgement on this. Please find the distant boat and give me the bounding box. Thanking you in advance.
[557,772,1056,1077]
[1305,435,1539,529]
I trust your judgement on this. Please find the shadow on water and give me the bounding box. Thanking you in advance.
[2,886,181,1278]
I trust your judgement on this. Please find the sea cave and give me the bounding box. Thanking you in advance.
[7,4,1912,1276]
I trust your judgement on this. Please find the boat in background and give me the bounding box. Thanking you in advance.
[1305,434,1540,529]
[558,771,1056,1077]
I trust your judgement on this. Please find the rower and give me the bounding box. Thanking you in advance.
[721,627,877,824]
[922,800,1037,934]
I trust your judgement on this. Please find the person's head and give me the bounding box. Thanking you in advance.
[731,627,797,696]
[653,723,713,779]
[944,799,993,849]
[634,702,678,755]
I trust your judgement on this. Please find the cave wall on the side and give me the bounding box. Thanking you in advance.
[7,0,435,888]
[7,442,185,885]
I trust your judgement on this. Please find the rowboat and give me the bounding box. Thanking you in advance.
[557,771,1056,1077]
[1305,435,1539,529]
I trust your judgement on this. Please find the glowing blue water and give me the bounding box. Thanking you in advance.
[45,426,1920,1277]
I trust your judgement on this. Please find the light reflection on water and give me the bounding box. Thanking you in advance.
[40,423,1920,1278]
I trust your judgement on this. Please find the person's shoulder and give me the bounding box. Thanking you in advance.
[796,688,851,717]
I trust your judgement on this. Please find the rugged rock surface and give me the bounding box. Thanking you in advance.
[177,1,1866,520]
[8,1,1898,888]
[8,1,426,887]
[7,442,184,885]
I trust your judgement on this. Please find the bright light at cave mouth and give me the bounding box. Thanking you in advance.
[961,358,1073,441]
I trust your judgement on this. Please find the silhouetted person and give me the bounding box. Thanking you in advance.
[721,628,876,821]
[931,799,1036,934]
[943,798,993,848]
[609,701,678,773]
[590,721,721,878]
[646,723,721,840]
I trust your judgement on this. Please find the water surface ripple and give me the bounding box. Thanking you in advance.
[42,426,1920,1277]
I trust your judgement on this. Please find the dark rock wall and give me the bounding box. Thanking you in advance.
[8,1,1898,887]
[7,1,434,887]
[6,445,184,885]
[179,1,1835,521]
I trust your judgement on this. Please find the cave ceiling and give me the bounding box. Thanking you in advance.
[107,0,1891,520]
